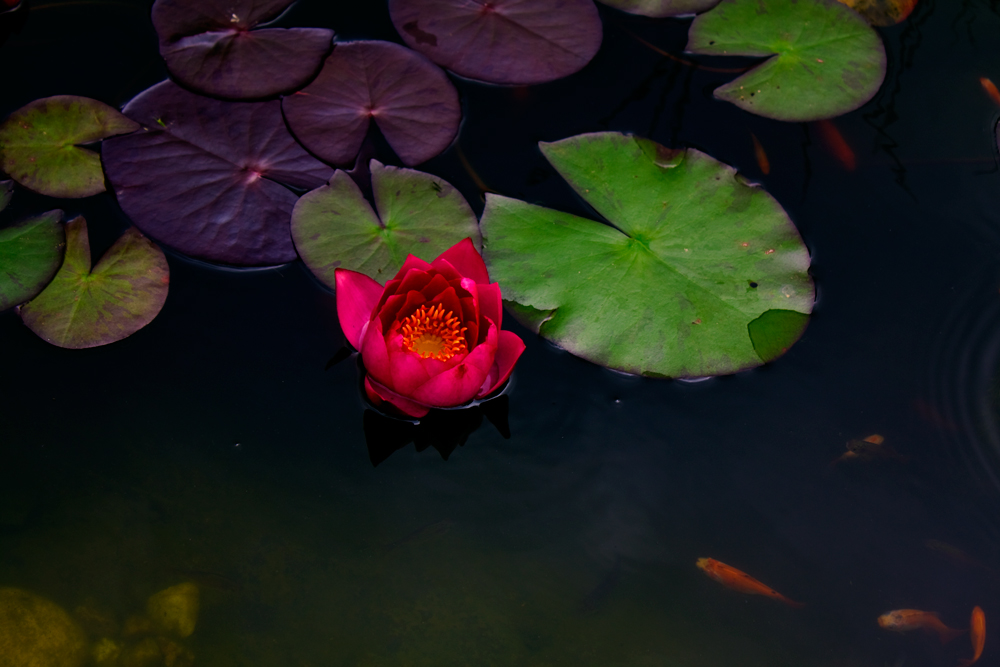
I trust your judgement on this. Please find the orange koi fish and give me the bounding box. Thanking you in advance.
[815,119,856,171]
[750,133,770,175]
[981,78,1000,108]
[696,558,804,608]
[832,434,907,465]
[959,606,985,666]
[877,609,966,643]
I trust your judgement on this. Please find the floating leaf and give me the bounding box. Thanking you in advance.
[0,180,11,211]
[596,0,721,18]
[151,0,334,99]
[291,160,480,288]
[837,0,917,26]
[686,0,886,122]
[102,81,333,267]
[0,96,139,198]
[480,132,813,378]
[0,210,65,311]
[19,218,169,349]
[284,41,460,167]
[388,0,602,85]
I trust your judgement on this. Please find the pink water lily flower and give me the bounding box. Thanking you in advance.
[336,238,526,418]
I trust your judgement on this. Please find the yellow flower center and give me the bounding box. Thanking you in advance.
[399,303,468,361]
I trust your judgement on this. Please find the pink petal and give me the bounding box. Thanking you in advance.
[409,330,497,407]
[476,282,503,335]
[366,376,429,418]
[478,330,526,398]
[395,268,433,295]
[391,253,433,281]
[433,237,489,285]
[385,332,432,395]
[360,316,393,388]
[335,269,384,350]
[420,273,452,300]
[390,290,429,328]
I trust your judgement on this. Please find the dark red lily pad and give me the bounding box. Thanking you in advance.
[388,0,602,85]
[283,41,460,167]
[152,0,334,100]
[102,80,333,266]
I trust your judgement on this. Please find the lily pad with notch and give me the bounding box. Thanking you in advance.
[686,0,886,122]
[102,81,333,267]
[596,0,721,18]
[0,208,65,312]
[480,131,814,378]
[19,217,169,349]
[151,0,334,100]
[388,0,602,85]
[291,160,481,288]
[283,40,460,167]
[0,96,139,198]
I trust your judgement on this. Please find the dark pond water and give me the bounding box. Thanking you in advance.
[3,0,1000,665]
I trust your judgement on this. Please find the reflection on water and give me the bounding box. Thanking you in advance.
[4,0,1000,665]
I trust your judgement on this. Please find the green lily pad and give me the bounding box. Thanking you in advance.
[0,96,139,198]
[0,180,12,212]
[480,132,813,378]
[291,160,481,288]
[686,0,886,122]
[596,0,721,18]
[19,217,169,349]
[0,210,65,311]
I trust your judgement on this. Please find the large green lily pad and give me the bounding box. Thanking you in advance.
[596,0,721,18]
[19,218,169,349]
[291,161,481,288]
[686,0,886,122]
[0,96,139,197]
[480,132,814,378]
[0,209,65,311]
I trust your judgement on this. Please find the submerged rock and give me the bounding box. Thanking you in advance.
[147,583,199,638]
[0,587,87,667]
[91,637,123,666]
[73,601,119,637]
[119,636,162,667]
[157,636,194,667]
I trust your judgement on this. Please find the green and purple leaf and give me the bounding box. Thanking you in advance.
[19,218,169,349]
[686,0,886,122]
[102,81,333,267]
[596,0,721,18]
[152,0,333,100]
[283,40,460,167]
[0,96,139,198]
[0,209,65,311]
[481,132,814,378]
[291,160,480,288]
[388,0,602,85]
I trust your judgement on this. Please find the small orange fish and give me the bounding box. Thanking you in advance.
[696,557,804,608]
[959,606,985,666]
[981,78,1000,108]
[815,119,856,171]
[877,609,966,643]
[751,133,770,175]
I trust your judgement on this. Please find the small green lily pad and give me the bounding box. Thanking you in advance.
[0,180,12,212]
[686,0,886,122]
[19,217,169,349]
[0,210,65,311]
[291,161,481,288]
[480,132,813,378]
[0,96,139,198]
[596,0,721,18]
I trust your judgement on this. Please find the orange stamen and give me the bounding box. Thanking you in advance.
[399,303,468,361]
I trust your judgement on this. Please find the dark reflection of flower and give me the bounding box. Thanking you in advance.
[363,395,510,466]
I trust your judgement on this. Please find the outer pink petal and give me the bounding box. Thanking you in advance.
[409,334,496,407]
[335,269,384,350]
[475,282,503,334]
[385,332,432,395]
[366,376,429,418]
[433,238,489,285]
[478,330,526,398]
[392,254,433,282]
[360,316,393,388]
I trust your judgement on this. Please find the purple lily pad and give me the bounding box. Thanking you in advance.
[102,80,333,267]
[152,0,334,100]
[283,41,460,167]
[388,0,602,85]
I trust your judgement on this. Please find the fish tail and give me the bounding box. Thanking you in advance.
[939,626,967,644]
[782,596,805,609]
